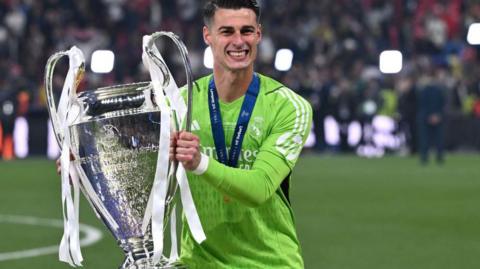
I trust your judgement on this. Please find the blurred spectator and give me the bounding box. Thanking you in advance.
[396,76,417,154]
[416,65,447,165]
[330,78,357,152]
[1,0,480,157]
[0,86,17,161]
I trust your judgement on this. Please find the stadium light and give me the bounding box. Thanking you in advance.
[274,48,294,71]
[203,46,213,69]
[14,117,28,158]
[348,121,362,146]
[91,50,115,73]
[467,23,480,45]
[379,50,402,74]
[324,116,340,146]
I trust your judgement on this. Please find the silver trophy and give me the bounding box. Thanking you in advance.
[44,32,200,268]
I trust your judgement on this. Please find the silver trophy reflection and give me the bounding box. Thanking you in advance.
[44,32,199,268]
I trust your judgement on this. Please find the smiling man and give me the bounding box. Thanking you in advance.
[173,1,312,268]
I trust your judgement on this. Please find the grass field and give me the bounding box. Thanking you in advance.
[0,153,479,268]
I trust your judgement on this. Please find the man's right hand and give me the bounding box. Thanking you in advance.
[174,131,202,171]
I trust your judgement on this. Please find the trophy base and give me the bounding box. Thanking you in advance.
[121,258,187,269]
[119,236,187,269]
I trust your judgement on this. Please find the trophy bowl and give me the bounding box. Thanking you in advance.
[71,82,180,268]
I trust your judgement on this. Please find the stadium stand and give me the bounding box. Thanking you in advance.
[0,0,479,159]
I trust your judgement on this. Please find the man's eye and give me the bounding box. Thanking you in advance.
[241,29,255,34]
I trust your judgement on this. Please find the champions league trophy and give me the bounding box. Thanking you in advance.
[44,32,205,268]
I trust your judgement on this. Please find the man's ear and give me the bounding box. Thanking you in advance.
[257,24,262,42]
[203,26,211,46]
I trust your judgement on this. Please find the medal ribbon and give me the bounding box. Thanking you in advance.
[208,74,260,167]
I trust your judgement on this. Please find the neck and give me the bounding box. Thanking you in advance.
[213,67,254,103]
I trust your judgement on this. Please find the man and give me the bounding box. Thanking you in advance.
[416,66,446,165]
[172,0,312,268]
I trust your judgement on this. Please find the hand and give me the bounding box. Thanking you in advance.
[56,153,75,175]
[56,158,62,175]
[174,131,201,171]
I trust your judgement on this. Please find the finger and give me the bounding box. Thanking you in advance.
[176,153,194,162]
[170,132,178,143]
[170,138,177,149]
[170,134,178,160]
[178,131,199,141]
[175,147,198,156]
[176,139,199,148]
[56,158,62,175]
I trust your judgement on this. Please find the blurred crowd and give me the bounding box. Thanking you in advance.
[1,0,480,159]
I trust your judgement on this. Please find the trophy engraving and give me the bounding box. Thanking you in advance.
[45,32,204,269]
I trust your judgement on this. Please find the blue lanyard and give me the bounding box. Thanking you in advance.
[208,73,260,167]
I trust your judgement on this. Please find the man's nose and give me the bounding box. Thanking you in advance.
[231,32,245,46]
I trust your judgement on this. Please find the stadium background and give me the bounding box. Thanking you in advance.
[0,0,479,268]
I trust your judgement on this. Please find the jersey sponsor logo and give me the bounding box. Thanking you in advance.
[275,88,310,161]
[201,146,258,167]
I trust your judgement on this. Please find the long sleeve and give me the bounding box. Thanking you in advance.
[197,86,313,207]
[201,149,291,207]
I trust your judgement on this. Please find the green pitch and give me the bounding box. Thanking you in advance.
[0,154,479,268]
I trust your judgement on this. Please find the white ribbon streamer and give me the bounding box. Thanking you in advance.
[175,165,206,243]
[57,46,84,267]
[141,34,205,265]
[169,205,178,262]
[55,47,120,267]
[152,81,172,264]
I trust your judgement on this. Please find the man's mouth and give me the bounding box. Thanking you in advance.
[227,50,249,58]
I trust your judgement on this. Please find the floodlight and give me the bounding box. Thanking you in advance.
[324,116,340,145]
[274,48,294,71]
[379,50,402,74]
[14,117,28,158]
[467,23,480,45]
[203,46,213,69]
[91,50,115,73]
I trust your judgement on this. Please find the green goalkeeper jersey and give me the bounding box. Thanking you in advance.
[180,73,312,269]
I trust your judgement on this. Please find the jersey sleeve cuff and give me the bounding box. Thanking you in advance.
[192,153,209,175]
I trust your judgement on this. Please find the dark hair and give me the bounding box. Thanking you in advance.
[203,0,261,26]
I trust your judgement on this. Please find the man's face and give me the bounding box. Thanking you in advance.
[203,8,262,72]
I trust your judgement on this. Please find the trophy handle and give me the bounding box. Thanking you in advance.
[45,51,69,146]
[44,50,85,147]
[145,31,194,132]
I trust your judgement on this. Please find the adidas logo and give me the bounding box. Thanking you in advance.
[191,120,201,131]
